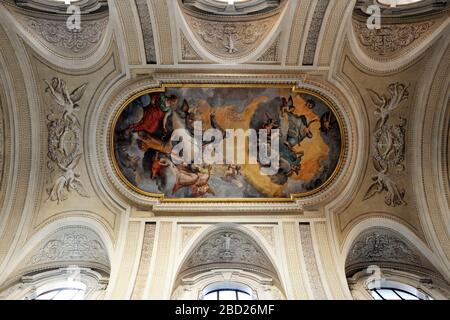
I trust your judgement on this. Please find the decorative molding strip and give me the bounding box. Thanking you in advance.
[252,226,275,249]
[131,223,156,300]
[299,223,327,299]
[282,222,308,299]
[152,201,304,214]
[180,31,202,61]
[135,0,157,64]
[180,226,203,252]
[256,34,281,62]
[147,222,173,299]
[302,0,330,66]
[285,0,311,65]
[150,0,174,64]
[0,98,3,189]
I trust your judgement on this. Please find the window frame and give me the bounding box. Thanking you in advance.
[368,279,432,300]
[203,288,252,301]
[200,281,257,301]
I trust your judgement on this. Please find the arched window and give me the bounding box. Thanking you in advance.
[0,268,108,300]
[368,280,432,300]
[378,0,425,6]
[201,282,254,301]
[203,289,252,301]
[171,228,285,300]
[34,281,87,300]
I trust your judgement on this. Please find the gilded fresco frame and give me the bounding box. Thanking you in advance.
[110,83,346,203]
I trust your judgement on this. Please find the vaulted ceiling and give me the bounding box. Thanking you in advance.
[0,0,449,287]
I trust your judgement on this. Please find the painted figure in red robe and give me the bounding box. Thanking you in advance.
[129,93,178,137]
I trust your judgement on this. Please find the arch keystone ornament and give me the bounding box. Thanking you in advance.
[110,84,346,203]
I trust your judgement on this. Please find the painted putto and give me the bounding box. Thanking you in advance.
[112,86,342,199]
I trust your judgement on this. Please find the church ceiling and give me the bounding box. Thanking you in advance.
[0,0,448,282]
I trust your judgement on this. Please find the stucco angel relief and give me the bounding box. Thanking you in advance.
[45,77,88,124]
[113,86,343,200]
[364,83,409,207]
[46,154,89,204]
[364,157,406,207]
[44,78,89,204]
[367,83,409,129]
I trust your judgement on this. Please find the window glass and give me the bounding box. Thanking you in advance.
[378,0,425,5]
[370,283,431,300]
[35,288,85,300]
[34,281,87,300]
[203,289,252,301]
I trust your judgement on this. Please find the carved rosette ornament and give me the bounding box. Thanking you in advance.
[45,78,89,204]
[364,83,408,207]
[183,9,281,60]
[353,20,434,57]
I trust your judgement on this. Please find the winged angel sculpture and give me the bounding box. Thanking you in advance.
[45,78,89,204]
[45,77,87,124]
[47,154,88,204]
[364,83,409,207]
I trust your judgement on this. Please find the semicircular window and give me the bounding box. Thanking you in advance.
[369,281,432,300]
[202,282,254,300]
[34,281,86,300]
[377,0,425,6]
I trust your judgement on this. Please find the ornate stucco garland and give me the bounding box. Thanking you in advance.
[44,77,89,204]
[364,83,408,207]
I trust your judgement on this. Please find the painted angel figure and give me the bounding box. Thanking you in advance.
[47,154,89,204]
[45,77,88,124]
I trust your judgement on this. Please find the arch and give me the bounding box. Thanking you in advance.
[174,0,290,64]
[0,1,113,70]
[170,223,287,299]
[348,0,450,73]
[348,268,450,300]
[342,216,450,282]
[0,215,114,286]
[2,267,108,300]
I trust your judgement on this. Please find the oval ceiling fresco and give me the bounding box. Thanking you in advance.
[111,85,344,201]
